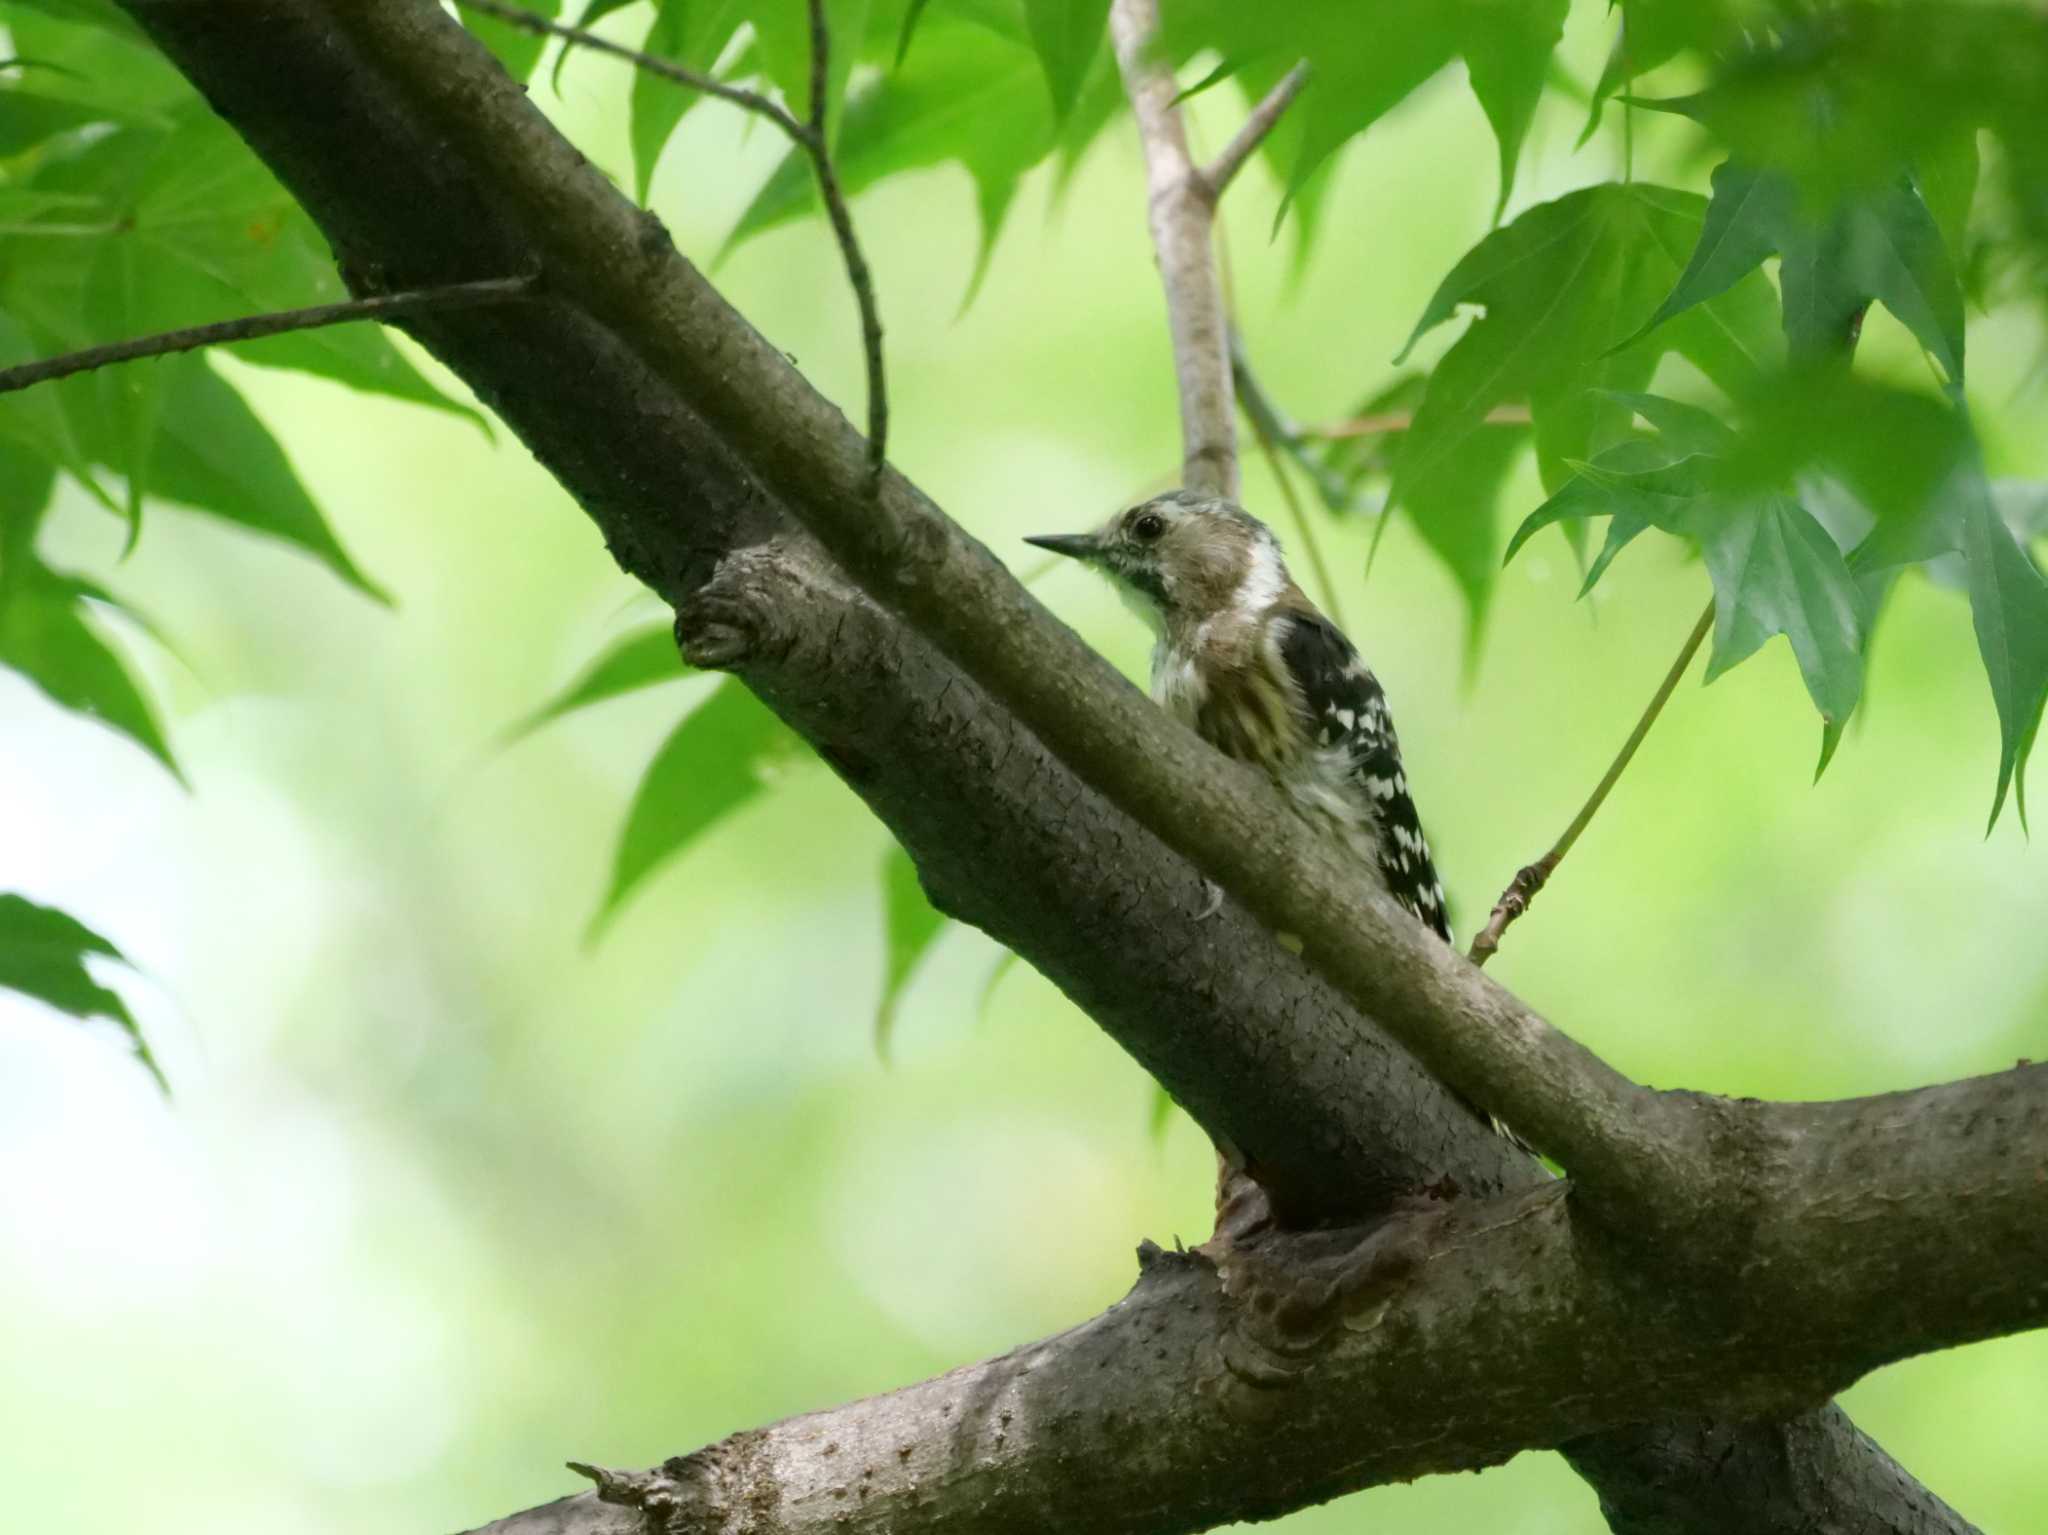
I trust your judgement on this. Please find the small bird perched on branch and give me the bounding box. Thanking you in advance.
[1026,489,1452,943]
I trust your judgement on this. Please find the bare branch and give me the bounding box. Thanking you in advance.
[804,0,888,482]
[1201,61,1309,197]
[1469,599,1714,968]
[0,275,536,398]
[1110,0,1237,496]
[452,0,806,138]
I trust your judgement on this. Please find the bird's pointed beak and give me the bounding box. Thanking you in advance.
[1023,532,1103,561]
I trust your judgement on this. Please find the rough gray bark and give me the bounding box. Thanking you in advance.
[463,1061,2047,1535]
[110,2,2013,1532]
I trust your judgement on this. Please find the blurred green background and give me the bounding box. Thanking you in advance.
[2,3,2045,1531]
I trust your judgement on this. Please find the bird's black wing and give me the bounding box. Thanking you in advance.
[1278,612,1452,943]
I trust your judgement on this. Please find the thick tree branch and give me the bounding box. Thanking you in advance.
[111,2,1988,1530]
[0,275,535,396]
[456,1065,2042,1535]
[1109,0,1240,497]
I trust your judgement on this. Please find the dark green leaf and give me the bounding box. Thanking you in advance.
[1693,492,1866,725]
[504,619,689,741]
[0,892,161,1088]
[596,678,802,927]
[1021,0,1109,121]
[1579,0,1748,145]
[875,843,946,1056]
[1503,433,1687,581]
[1392,182,1779,621]
[1958,467,2048,830]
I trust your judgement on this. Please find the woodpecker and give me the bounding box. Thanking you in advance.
[1026,489,1452,943]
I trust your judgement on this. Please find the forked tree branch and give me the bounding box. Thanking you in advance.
[1202,61,1310,197]
[0,274,536,397]
[109,2,1993,1530]
[452,0,887,476]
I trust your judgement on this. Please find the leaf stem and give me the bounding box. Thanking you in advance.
[0,275,538,398]
[1468,597,1714,967]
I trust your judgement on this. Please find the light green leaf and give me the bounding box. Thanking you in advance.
[465,0,565,83]
[1164,0,1572,210]
[751,0,873,140]
[729,17,1055,288]
[1461,0,1569,217]
[1403,418,1529,653]
[596,678,802,928]
[630,0,749,201]
[0,562,180,778]
[875,843,946,1056]
[0,892,161,1089]
[106,354,387,601]
[0,312,107,506]
[1021,0,1109,121]
[504,620,689,742]
[551,0,643,91]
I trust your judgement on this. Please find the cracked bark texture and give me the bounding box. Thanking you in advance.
[111,2,2015,1532]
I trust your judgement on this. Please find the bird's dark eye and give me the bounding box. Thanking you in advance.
[1132,512,1166,542]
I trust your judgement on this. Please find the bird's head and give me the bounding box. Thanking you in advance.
[1025,490,1285,632]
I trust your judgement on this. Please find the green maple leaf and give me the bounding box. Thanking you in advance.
[1164,0,1570,214]
[1391,182,1780,601]
[1624,159,1965,379]
[730,14,1119,298]
[0,893,162,1089]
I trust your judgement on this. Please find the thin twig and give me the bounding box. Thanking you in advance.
[454,0,888,480]
[1306,404,1533,441]
[805,0,888,483]
[0,275,539,398]
[1468,599,1715,967]
[453,0,806,137]
[1200,62,1310,198]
